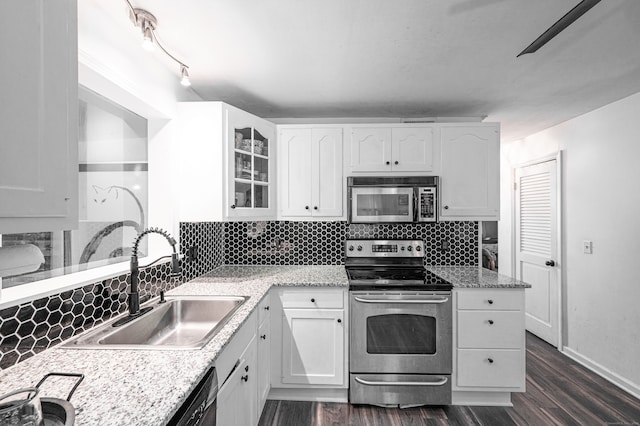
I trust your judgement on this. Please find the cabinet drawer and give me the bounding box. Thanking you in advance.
[281,289,344,309]
[457,289,523,311]
[258,293,271,326]
[457,311,523,349]
[456,349,524,389]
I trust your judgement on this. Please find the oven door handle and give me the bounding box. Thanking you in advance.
[353,296,449,304]
[354,376,448,387]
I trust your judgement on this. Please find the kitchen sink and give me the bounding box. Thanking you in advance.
[64,295,248,350]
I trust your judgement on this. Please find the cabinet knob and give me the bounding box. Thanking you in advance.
[311,298,316,303]
[545,260,556,267]
[487,358,494,364]
[488,319,494,325]
[305,206,310,210]
[487,299,494,305]
[337,318,342,323]
[444,205,449,210]
[245,365,249,372]
[394,161,399,165]
[241,375,249,382]
[313,206,318,210]
[385,161,390,165]
[260,334,267,339]
[231,204,236,209]
[264,306,270,310]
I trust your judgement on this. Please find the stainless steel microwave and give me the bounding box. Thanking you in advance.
[347,176,438,223]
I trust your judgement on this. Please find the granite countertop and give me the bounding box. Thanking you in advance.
[428,266,532,288]
[0,264,527,425]
[0,265,347,426]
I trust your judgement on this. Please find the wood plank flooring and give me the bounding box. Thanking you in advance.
[258,333,640,425]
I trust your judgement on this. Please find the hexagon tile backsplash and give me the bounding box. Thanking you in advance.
[0,220,476,369]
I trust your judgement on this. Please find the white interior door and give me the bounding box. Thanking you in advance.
[515,158,561,347]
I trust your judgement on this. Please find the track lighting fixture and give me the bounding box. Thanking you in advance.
[125,1,191,87]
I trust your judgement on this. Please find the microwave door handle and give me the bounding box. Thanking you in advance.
[413,190,419,222]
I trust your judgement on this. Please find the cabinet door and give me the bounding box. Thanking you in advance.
[312,128,343,217]
[391,127,435,172]
[279,129,313,216]
[217,336,258,426]
[440,125,500,220]
[0,0,78,234]
[257,319,270,413]
[350,128,392,172]
[282,309,344,385]
[227,106,276,219]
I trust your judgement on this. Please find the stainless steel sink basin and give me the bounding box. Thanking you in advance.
[64,295,248,350]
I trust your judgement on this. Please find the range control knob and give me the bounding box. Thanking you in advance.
[357,245,363,252]
[415,245,422,252]
[348,245,354,251]
[400,246,406,251]
[407,246,413,252]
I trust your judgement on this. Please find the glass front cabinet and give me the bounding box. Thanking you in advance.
[226,106,276,219]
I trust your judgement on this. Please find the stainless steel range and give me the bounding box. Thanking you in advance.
[346,239,453,407]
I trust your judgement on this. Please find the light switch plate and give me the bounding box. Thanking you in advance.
[583,240,593,254]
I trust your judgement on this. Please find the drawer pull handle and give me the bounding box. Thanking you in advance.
[355,376,448,387]
[488,358,494,364]
[487,299,494,305]
[488,320,494,325]
[264,306,270,310]
[311,298,316,303]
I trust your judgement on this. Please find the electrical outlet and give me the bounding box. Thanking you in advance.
[583,240,593,254]
[186,245,198,262]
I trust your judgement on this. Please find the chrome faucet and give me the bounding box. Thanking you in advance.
[113,227,181,327]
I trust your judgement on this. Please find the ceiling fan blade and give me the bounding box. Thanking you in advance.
[517,0,602,57]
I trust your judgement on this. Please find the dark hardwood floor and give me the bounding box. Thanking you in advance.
[258,333,640,425]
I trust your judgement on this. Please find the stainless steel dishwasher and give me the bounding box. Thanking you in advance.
[167,367,217,426]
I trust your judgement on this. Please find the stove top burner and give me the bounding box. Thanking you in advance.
[346,267,453,291]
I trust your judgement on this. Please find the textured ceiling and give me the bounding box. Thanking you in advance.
[91,0,640,141]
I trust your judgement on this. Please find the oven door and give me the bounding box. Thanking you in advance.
[350,292,452,374]
[350,187,415,223]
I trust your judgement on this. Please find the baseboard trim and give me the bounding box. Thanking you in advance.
[451,391,513,406]
[561,346,640,400]
[268,387,348,403]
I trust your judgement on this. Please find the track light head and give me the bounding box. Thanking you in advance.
[180,66,191,87]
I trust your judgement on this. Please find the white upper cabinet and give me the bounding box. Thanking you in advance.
[227,106,277,219]
[279,127,343,218]
[391,127,435,172]
[439,124,500,220]
[0,0,78,234]
[349,126,436,174]
[176,102,276,222]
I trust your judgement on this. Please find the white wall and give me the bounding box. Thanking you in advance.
[78,0,202,257]
[500,91,640,395]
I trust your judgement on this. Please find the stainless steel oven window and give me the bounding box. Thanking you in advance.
[366,314,436,354]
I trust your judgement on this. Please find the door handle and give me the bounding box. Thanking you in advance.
[545,260,556,267]
[354,296,449,304]
[355,376,448,387]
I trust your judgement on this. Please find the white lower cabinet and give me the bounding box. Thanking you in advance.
[270,288,348,394]
[257,295,271,413]
[216,311,259,425]
[452,288,526,404]
[281,308,344,385]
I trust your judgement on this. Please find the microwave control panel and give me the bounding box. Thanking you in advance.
[417,187,437,222]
